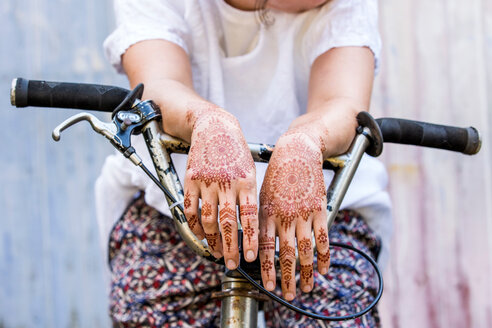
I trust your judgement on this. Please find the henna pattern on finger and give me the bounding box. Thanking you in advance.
[298,238,312,256]
[259,235,275,251]
[205,232,220,250]
[201,202,212,217]
[300,264,313,285]
[261,254,273,273]
[220,202,236,251]
[279,241,296,289]
[240,198,257,243]
[317,249,331,265]
[183,191,191,210]
[260,135,326,231]
[239,198,258,218]
[187,214,199,230]
[317,228,328,245]
[243,219,255,243]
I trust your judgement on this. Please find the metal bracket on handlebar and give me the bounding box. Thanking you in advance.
[52,99,161,166]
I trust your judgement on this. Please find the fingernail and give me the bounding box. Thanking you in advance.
[227,259,237,269]
[320,267,328,275]
[213,251,222,258]
[246,250,255,261]
[285,293,294,301]
[302,285,312,293]
[266,281,274,290]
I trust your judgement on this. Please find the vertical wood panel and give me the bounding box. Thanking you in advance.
[0,0,125,327]
[376,0,492,327]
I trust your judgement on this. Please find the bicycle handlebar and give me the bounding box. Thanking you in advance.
[10,78,482,155]
[376,118,481,155]
[11,78,130,112]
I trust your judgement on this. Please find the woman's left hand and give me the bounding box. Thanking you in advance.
[258,132,330,301]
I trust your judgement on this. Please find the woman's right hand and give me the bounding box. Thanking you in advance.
[183,104,258,270]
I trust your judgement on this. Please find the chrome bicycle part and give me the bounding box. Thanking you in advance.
[52,112,117,141]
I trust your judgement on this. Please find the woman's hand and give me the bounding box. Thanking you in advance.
[183,104,258,270]
[259,131,330,301]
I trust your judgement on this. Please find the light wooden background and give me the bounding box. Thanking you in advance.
[1,0,490,327]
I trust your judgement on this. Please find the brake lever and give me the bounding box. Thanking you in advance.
[52,112,117,141]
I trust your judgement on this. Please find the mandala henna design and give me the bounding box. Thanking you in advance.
[260,135,326,231]
[317,228,328,245]
[317,249,331,265]
[187,214,199,230]
[259,235,275,251]
[201,202,212,217]
[220,202,236,251]
[187,115,255,191]
[298,238,312,256]
[183,191,191,210]
[205,232,220,249]
[279,241,296,289]
[300,264,313,284]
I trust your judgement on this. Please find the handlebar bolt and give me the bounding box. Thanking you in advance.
[120,118,132,131]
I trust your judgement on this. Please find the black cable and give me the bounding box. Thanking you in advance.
[138,163,184,214]
[237,242,384,321]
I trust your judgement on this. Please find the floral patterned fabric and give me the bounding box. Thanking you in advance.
[109,195,381,327]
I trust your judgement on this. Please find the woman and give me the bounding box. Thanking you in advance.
[97,0,391,326]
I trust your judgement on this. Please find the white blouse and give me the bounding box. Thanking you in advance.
[98,0,392,268]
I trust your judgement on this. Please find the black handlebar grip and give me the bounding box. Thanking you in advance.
[376,118,481,155]
[11,78,130,112]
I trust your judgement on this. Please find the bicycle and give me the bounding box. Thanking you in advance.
[10,78,482,327]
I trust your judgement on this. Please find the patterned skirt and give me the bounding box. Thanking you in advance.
[109,194,382,327]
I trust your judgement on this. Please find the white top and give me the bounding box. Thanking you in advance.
[97,0,392,268]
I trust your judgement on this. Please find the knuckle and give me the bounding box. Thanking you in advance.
[201,215,217,226]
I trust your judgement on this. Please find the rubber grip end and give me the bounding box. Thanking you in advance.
[464,127,481,155]
[11,78,28,107]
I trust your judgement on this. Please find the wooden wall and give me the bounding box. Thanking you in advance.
[374,0,492,327]
[0,0,490,327]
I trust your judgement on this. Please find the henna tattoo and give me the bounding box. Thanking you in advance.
[260,135,326,231]
[183,191,191,210]
[300,264,313,284]
[261,254,273,273]
[317,249,330,265]
[243,219,255,243]
[317,228,328,245]
[201,202,212,217]
[220,202,236,251]
[187,214,198,230]
[298,238,312,256]
[205,232,220,249]
[259,235,275,251]
[187,115,254,191]
[279,241,296,289]
[239,198,258,218]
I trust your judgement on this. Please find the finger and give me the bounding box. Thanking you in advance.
[219,198,239,270]
[200,196,222,259]
[239,194,258,262]
[296,220,314,293]
[313,212,330,275]
[183,187,203,238]
[259,213,276,291]
[278,226,297,301]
